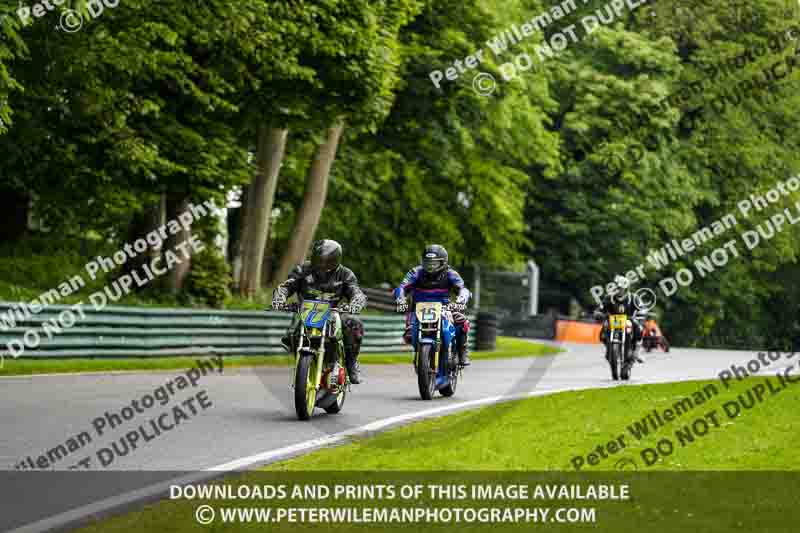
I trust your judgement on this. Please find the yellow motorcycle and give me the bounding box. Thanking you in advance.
[276,299,356,420]
[606,313,634,381]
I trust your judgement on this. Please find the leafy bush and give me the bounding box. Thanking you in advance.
[185,248,232,308]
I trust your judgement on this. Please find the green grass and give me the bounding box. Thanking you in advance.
[266,377,800,471]
[0,337,559,376]
[75,377,800,533]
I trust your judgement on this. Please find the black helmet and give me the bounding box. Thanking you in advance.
[310,239,342,274]
[422,244,448,275]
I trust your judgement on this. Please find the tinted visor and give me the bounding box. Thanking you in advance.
[312,254,339,273]
[422,258,446,274]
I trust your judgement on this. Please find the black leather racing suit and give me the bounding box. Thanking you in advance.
[272,262,367,365]
[596,292,644,360]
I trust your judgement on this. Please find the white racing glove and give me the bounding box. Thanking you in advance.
[396,297,408,313]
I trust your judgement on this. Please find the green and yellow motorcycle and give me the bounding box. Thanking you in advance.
[276,299,356,421]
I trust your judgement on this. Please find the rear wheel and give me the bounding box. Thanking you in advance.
[294,356,317,421]
[324,358,347,414]
[324,388,346,413]
[417,344,435,400]
[440,347,458,397]
[621,358,631,380]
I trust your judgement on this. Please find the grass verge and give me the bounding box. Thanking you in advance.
[266,376,800,471]
[0,337,559,376]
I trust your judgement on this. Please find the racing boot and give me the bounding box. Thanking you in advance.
[345,341,362,384]
[458,338,471,366]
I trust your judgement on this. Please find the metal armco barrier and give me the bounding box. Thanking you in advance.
[0,303,475,358]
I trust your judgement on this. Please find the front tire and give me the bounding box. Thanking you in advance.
[294,356,317,421]
[417,344,436,400]
[609,343,622,381]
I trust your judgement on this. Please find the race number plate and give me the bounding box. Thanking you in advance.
[609,314,627,331]
[415,302,442,323]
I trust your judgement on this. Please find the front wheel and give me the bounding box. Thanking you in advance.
[294,355,317,421]
[417,344,436,400]
[609,343,622,381]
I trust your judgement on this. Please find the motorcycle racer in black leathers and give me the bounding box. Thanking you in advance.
[594,275,645,364]
[394,244,472,366]
[272,239,368,383]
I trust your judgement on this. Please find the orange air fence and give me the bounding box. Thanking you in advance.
[555,319,602,344]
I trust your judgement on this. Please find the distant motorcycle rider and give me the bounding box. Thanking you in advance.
[394,244,472,366]
[272,239,367,384]
[594,275,645,364]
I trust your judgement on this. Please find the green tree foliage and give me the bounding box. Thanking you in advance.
[0,0,798,348]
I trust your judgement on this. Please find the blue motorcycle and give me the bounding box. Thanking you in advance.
[402,301,465,400]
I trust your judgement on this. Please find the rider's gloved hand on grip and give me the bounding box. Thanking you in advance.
[455,294,469,305]
[395,297,408,313]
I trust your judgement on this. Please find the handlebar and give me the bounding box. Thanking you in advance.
[270,303,361,315]
[271,303,300,313]
[394,302,467,313]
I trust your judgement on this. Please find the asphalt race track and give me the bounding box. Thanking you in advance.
[0,342,780,473]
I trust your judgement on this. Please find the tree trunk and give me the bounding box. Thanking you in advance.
[121,196,165,284]
[164,195,192,294]
[239,126,288,297]
[229,185,248,290]
[274,120,345,283]
[261,231,274,288]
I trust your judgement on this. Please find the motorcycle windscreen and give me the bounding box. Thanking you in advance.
[301,300,332,329]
